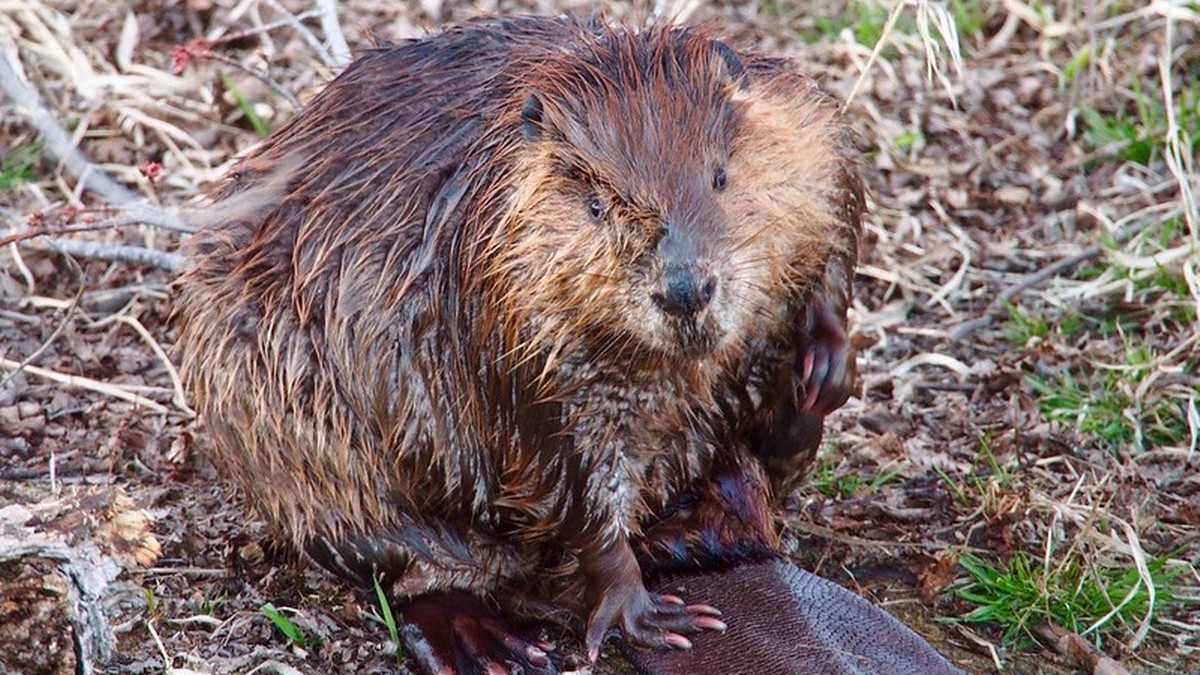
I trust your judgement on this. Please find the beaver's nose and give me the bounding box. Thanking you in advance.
[654,265,716,318]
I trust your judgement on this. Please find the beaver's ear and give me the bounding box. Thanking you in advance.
[521,94,544,141]
[711,41,750,94]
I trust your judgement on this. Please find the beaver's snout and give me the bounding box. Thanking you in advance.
[651,220,719,319]
[654,265,717,318]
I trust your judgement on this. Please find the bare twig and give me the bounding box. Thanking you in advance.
[208,51,300,109]
[1033,622,1131,675]
[0,211,194,244]
[0,229,182,271]
[784,518,959,553]
[263,0,334,68]
[947,244,1108,342]
[0,43,192,234]
[89,313,195,416]
[0,357,169,413]
[142,567,230,578]
[204,8,326,44]
[144,618,172,669]
[0,250,84,390]
[0,45,136,206]
[314,0,352,67]
[948,220,1153,342]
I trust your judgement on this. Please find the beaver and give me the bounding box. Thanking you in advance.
[176,15,864,674]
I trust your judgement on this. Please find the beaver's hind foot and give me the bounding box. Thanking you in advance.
[398,591,556,675]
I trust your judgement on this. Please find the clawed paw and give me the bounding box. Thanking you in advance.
[796,297,855,416]
[584,586,726,661]
[398,591,557,675]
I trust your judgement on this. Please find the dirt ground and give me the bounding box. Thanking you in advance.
[1,1,1198,674]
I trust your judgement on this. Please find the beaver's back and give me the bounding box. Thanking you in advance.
[175,18,588,547]
[190,17,579,286]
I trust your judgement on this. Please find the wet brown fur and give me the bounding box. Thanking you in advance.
[175,14,862,648]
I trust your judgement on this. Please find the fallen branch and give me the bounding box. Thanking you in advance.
[0,251,83,391]
[948,220,1153,342]
[314,0,352,67]
[1033,623,1131,675]
[0,44,193,234]
[0,357,169,413]
[263,0,334,69]
[1,228,182,271]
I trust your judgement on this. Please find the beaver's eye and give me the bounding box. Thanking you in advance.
[712,166,727,192]
[587,197,604,221]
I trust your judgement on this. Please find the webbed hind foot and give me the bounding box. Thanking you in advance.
[399,591,558,675]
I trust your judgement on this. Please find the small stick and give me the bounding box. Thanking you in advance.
[314,0,352,67]
[784,519,956,552]
[171,9,326,70]
[947,244,1106,342]
[1,228,182,271]
[1033,623,1131,675]
[948,220,1153,342]
[90,313,195,416]
[0,357,169,413]
[0,252,84,390]
[0,210,194,244]
[141,567,229,578]
[207,51,300,109]
[145,618,172,668]
[0,49,193,234]
[263,0,334,68]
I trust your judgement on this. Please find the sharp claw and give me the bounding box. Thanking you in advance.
[802,350,815,381]
[805,349,834,412]
[685,603,722,617]
[664,633,693,649]
[585,619,610,662]
[400,593,555,675]
[657,593,685,605]
[694,616,728,632]
[493,635,551,668]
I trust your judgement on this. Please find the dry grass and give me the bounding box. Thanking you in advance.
[1,0,1198,673]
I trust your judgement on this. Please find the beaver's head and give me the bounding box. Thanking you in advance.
[489,25,855,365]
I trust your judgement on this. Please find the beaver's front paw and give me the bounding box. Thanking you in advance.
[796,295,855,416]
[584,583,726,661]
